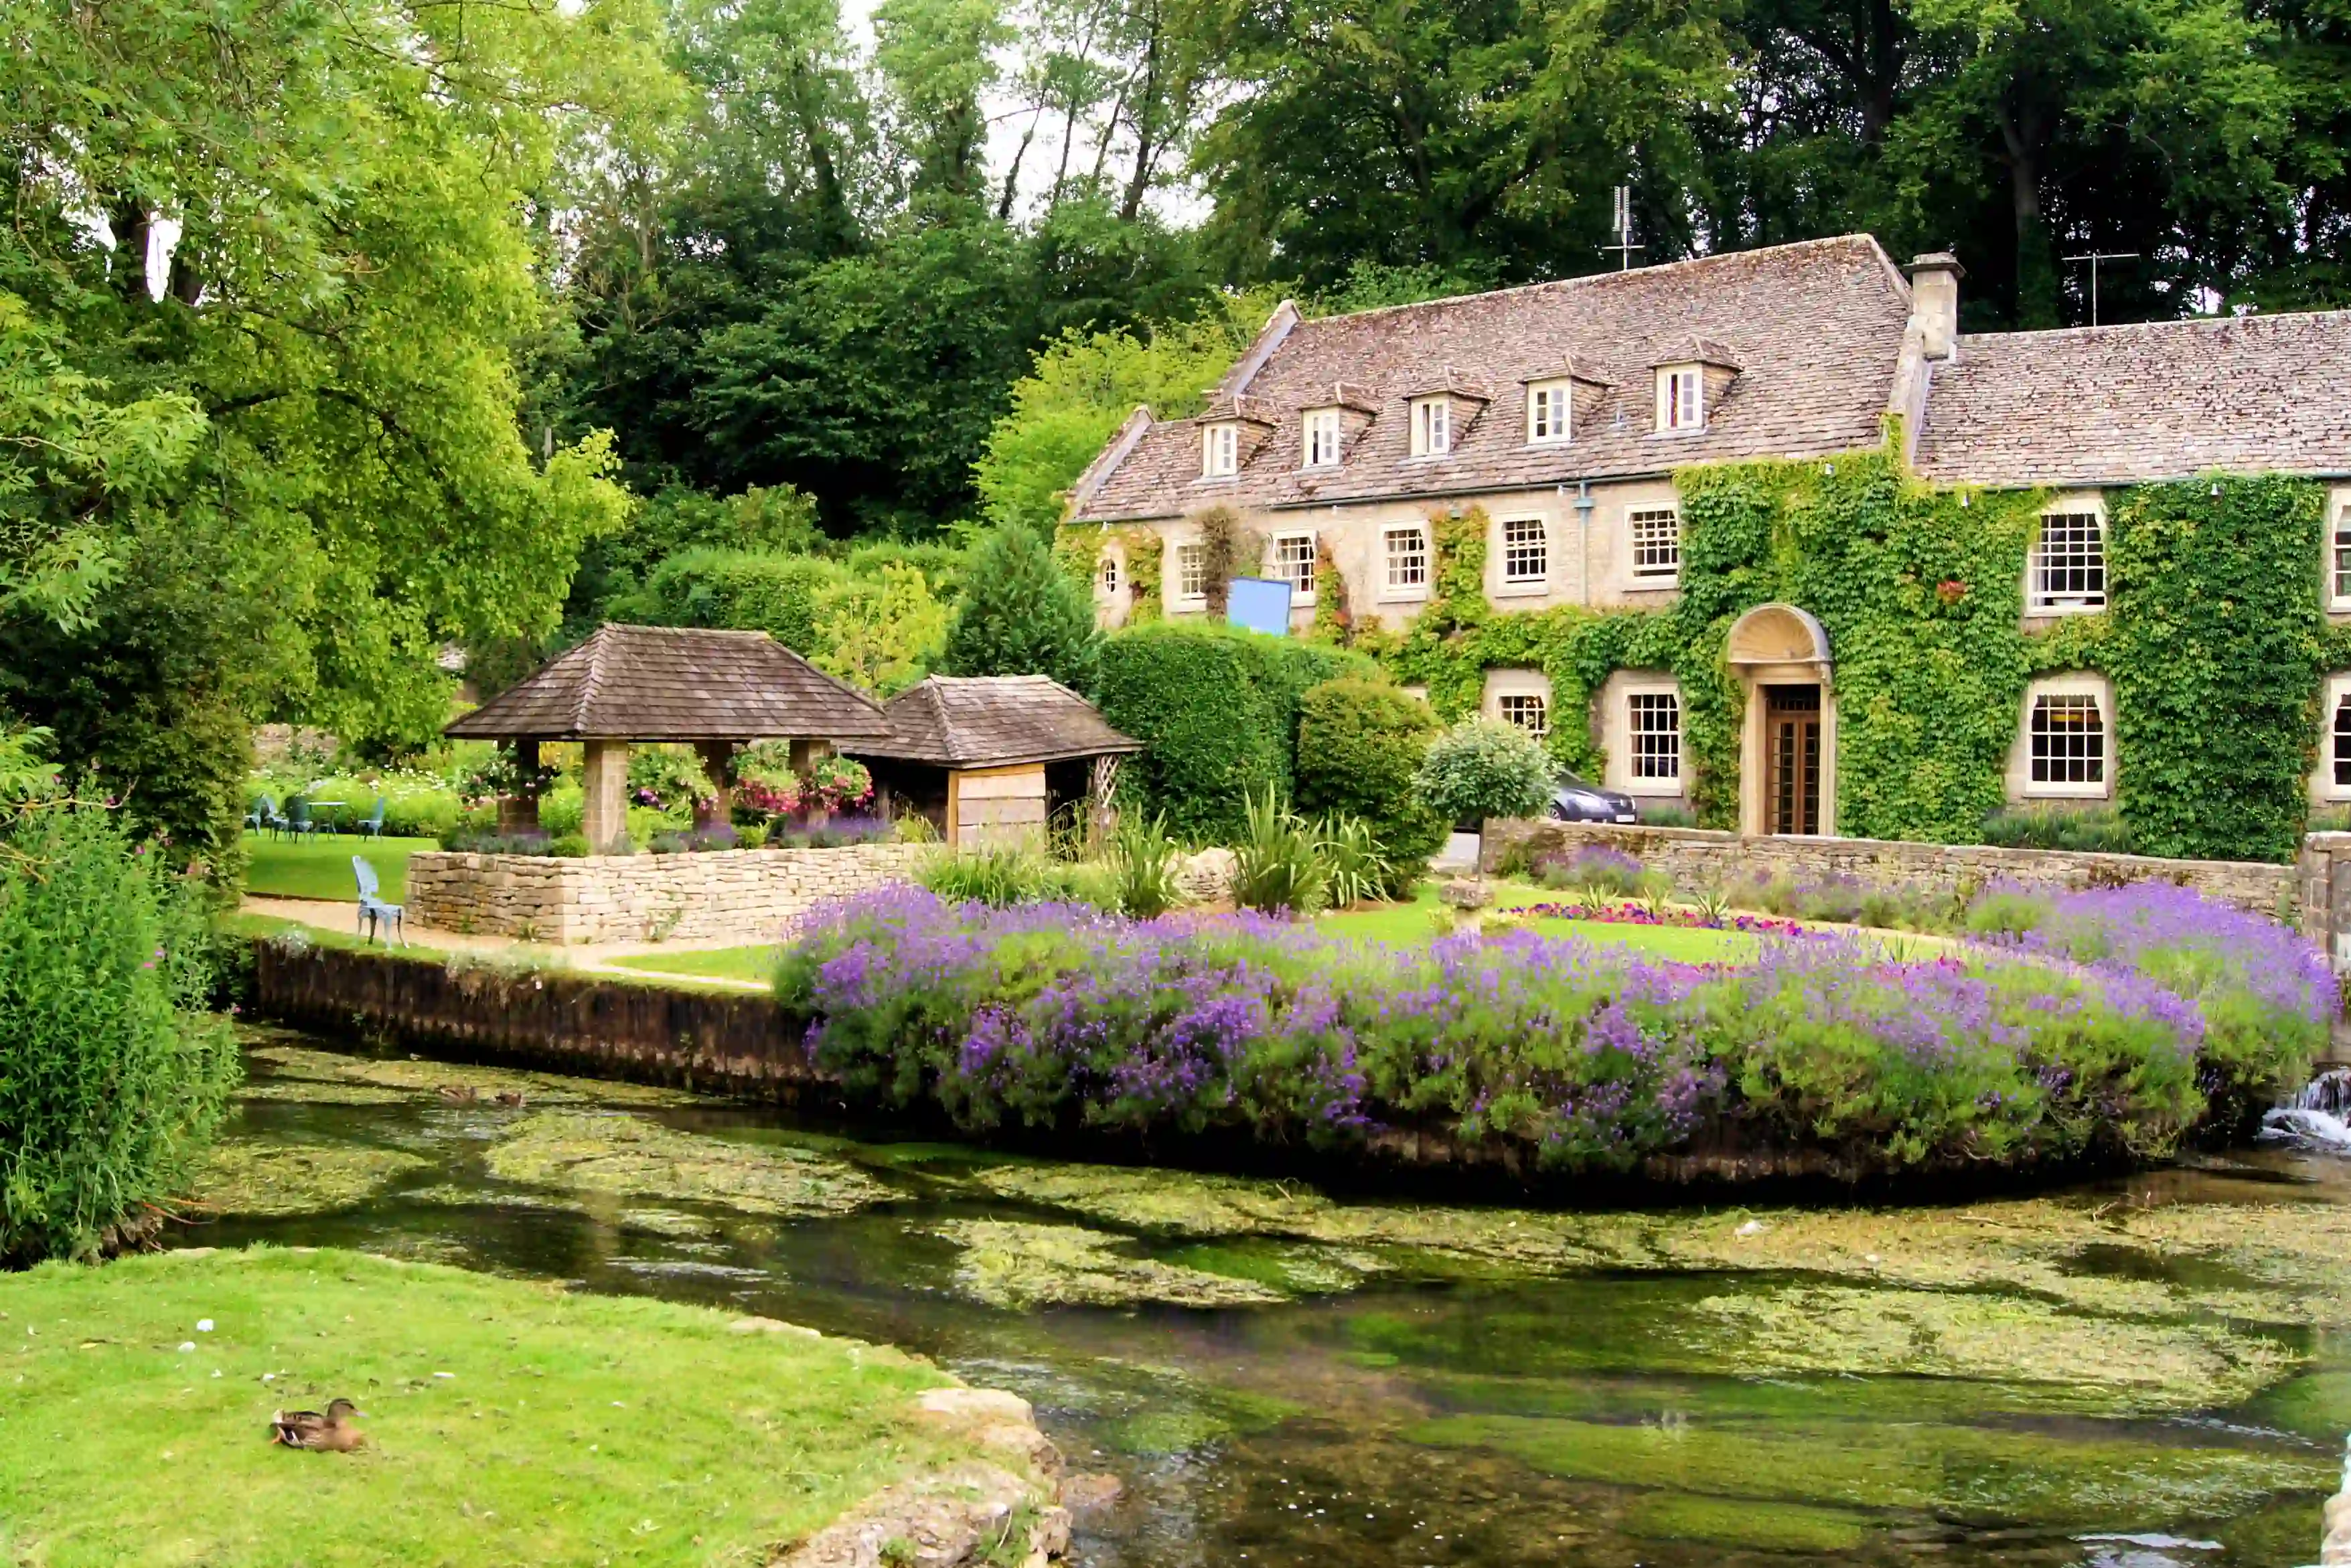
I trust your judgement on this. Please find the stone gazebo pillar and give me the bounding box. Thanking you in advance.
[581,739,630,853]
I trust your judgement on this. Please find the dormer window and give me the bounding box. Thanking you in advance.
[1304,408,1343,468]
[1202,422,1239,478]
[1410,396,1450,457]
[1658,366,1704,432]
[1527,380,1573,443]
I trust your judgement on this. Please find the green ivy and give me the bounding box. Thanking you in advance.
[2104,477,2325,862]
[1333,449,2330,861]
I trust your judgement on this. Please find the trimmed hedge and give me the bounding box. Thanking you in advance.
[1294,678,1444,884]
[627,548,844,654]
[1095,623,1375,842]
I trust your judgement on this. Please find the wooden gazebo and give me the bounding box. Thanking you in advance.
[446,624,892,851]
[844,675,1139,848]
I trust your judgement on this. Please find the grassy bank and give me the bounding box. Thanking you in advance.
[0,1247,1004,1567]
[242,834,433,903]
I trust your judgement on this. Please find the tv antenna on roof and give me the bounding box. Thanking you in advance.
[2062,251,2139,327]
[1604,186,1644,272]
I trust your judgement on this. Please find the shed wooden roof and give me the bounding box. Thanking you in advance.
[850,676,1141,769]
[445,624,891,743]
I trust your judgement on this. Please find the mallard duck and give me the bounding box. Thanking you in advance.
[271,1399,366,1451]
[435,1085,477,1103]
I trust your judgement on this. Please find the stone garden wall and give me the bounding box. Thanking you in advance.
[1481,819,2299,916]
[407,844,925,945]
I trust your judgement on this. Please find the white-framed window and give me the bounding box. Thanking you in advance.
[1272,532,1316,599]
[1527,380,1572,443]
[1628,692,1681,781]
[1097,555,1119,595]
[1499,517,1547,587]
[1629,507,1680,580]
[1499,693,1548,739]
[1383,525,1429,595]
[1410,397,1450,457]
[1304,408,1343,469]
[1658,367,1703,432]
[2334,694,2351,791]
[1202,422,1239,478]
[1173,542,1207,602]
[2028,691,2107,791]
[2330,496,2351,609]
[2030,508,2106,611]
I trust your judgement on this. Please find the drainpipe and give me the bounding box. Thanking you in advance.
[1571,481,1595,606]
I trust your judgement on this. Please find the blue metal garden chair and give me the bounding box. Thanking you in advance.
[285,798,319,838]
[245,794,277,834]
[352,856,405,946]
[355,796,387,839]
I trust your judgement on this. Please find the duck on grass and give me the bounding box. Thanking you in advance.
[774,882,2332,1180]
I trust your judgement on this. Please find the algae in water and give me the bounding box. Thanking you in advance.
[485,1110,898,1218]
[1687,1283,2301,1412]
[935,1220,1288,1310]
[189,1139,431,1217]
[1406,1413,2334,1526]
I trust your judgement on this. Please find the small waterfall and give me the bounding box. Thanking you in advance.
[2262,1069,2351,1155]
[2322,1435,2350,1565]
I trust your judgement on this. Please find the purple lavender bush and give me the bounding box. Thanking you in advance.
[771,882,2323,1176]
[1978,881,2334,1137]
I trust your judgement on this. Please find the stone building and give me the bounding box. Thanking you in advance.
[1064,236,2351,838]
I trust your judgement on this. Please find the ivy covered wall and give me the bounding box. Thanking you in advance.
[1061,453,2330,862]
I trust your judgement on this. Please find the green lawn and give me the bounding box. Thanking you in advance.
[0,1247,1007,1567]
[1318,882,1760,962]
[613,886,1760,982]
[242,832,432,903]
[607,945,783,984]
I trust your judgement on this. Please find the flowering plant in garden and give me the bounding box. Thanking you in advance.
[1501,900,1806,938]
[774,881,2322,1176]
[803,755,873,813]
[1975,880,2335,1135]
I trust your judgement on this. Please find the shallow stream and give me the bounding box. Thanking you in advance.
[181,1029,2351,1567]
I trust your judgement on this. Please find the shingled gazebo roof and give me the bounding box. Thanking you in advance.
[850,676,1140,769]
[445,624,891,743]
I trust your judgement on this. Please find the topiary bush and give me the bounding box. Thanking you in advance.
[0,805,240,1263]
[1416,718,1554,828]
[1095,622,1374,842]
[940,524,1101,694]
[1294,677,1443,892]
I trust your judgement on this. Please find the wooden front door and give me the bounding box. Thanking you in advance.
[1764,684,1821,836]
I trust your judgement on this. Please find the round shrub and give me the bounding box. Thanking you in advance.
[1294,678,1443,888]
[1416,718,1554,828]
[0,805,239,1263]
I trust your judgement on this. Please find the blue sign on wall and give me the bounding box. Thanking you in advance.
[1225,576,1294,637]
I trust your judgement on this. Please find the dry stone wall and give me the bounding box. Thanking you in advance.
[1481,820,2299,915]
[408,844,925,944]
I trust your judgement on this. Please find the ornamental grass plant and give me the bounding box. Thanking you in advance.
[0,805,239,1263]
[776,882,2326,1178]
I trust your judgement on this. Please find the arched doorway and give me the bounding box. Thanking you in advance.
[1727,604,1835,836]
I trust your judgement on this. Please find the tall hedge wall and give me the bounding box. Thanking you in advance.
[629,548,844,653]
[1096,621,1376,841]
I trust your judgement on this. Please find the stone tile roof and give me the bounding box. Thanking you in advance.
[850,676,1142,769]
[1913,313,2351,487]
[1071,235,1914,522]
[445,623,892,742]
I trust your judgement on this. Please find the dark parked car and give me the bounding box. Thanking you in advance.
[1549,773,1639,824]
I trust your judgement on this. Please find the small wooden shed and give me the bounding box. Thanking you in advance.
[445,624,893,850]
[848,676,1141,848]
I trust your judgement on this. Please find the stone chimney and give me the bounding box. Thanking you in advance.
[1908,253,1964,360]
